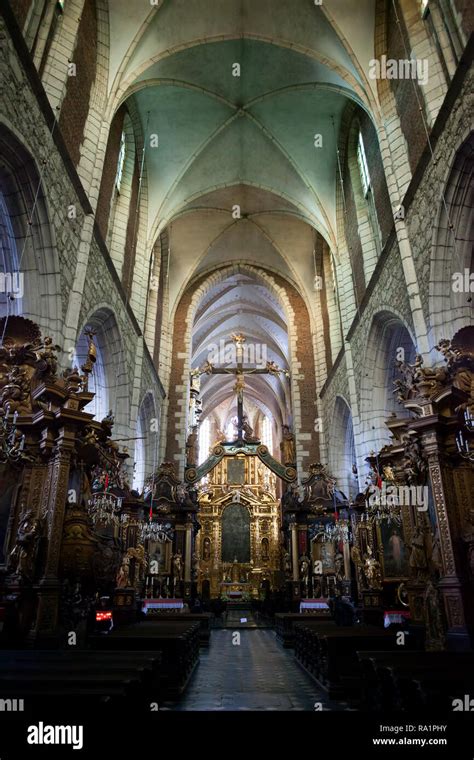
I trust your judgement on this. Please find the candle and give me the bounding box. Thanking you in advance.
[20,435,25,451]
[13,411,18,425]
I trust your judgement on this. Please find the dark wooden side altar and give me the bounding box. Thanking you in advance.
[0,317,146,645]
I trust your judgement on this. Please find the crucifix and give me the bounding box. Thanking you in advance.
[190,333,289,444]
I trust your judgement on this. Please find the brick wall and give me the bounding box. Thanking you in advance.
[387,0,427,172]
[9,0,31,28]
[94,106,125,241]
[165,265,320,472]
[58,0,97,167]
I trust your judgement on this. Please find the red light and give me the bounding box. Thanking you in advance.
[96,611,113,622]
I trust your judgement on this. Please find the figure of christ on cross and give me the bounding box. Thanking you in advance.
[191,333,289,444]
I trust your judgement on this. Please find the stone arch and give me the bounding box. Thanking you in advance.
[429,130,474,349]
[359,310,417,454]
[75,307,130,438]
[163,263,320,477]
[133,391,158,492]
[0,122,61,340]
[328,396,357,500]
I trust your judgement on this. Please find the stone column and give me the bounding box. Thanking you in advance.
[291,522,299,582]
[184,522,192,583]
[422,429,469,648]
[34,426,75,641]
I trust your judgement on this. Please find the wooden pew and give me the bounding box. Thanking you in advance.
[275,612,333,648]
[90,620,200,698]
[142,613,212,646]
[358,651,474,711]
[293,623,417,699]
[0,650,163,706]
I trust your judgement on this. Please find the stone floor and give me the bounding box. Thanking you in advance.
[163,629,346,711]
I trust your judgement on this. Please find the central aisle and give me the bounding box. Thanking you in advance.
[165,629,344,711]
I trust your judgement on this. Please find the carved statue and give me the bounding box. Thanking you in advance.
[423,580,445,650]
[334,552,344,584]
[401,435,427,486]
[191,552,200,580]
[34,336,60,377]
[429,528,442,577]
[0,366,31,414]
[172,551,183,581]
[101,410,115,437]
[280,425,296,465]
[300,554,310,583]
[409,525,429,580]
[8,510,42,581]
[186,427,199,467]
[242,415,257,442]
[282,484,299,510]
[116,555,131,588]
[283,550,292,576]
[363,546,383,590]
[127,545,147,583]
[312,574,322,598]
[233,372,245,402]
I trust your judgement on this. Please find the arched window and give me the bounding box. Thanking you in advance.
[226,419,237,441]
[262,416,273,452]
[74,332,108,422]
[0,191,22,318]
[115,131,126,193]
[198,417,211,465]
[357,131,381,257]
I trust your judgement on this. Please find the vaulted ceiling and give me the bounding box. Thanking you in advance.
[103,0,379,424]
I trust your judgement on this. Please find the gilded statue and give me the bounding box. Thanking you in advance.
[363,546,383,590]
[233,372,245,402]
[280,425,296,465]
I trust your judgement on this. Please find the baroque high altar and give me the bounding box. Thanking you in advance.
[196,455,281,599]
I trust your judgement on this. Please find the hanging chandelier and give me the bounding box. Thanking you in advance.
[314,518,350,543]
[138,519,174,543]
[456,429,474,463]
[87,491,124,526]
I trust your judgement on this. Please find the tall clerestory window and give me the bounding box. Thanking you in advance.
[115,131,126,193]
[357,131,382,256]
[262,416,273,453]
[198,417,211,465]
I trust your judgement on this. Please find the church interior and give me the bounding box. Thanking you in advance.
[0,0,473,732]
